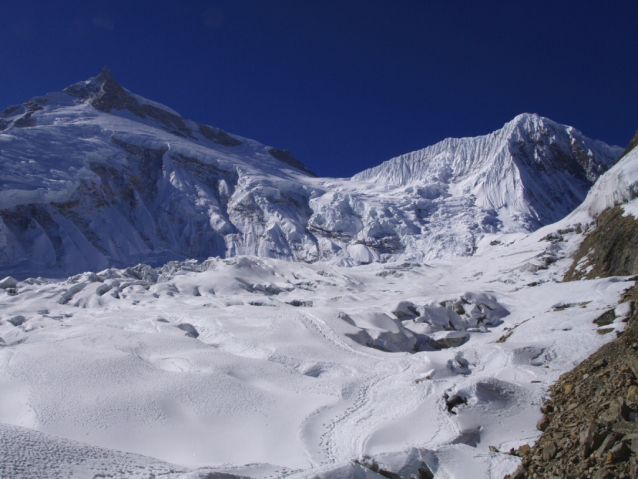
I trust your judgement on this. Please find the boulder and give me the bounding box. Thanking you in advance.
[7,315,27,327]
[177,323,199,338]
[430,331,469,349]
[0,277,18,289]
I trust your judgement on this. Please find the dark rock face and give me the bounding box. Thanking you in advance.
[268,148,317,177]
[65,67,245,147]
[620,129,638,160]
[564,206,638,281]
[197,122,242,147]
[90,68,197,140]
[503,284,638,479]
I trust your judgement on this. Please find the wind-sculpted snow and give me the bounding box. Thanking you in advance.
[353,114,621,230]
[572,143,638,219]
[0,70,622,277]
[0,226,631,478]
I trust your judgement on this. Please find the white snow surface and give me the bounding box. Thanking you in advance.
[0,70,635,478]
[0,224,632,478]
[578,146,638,217]
[0,72,621,278]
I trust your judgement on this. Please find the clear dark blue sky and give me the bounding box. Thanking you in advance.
[2,1,636,177]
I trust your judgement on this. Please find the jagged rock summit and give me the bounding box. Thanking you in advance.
[0,70,624,277]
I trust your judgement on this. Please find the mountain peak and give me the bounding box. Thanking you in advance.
[95,66,116,85]
[505,112,556,133]
[512,112,541,122]
[352,114,622,228]
[90,69,135,113]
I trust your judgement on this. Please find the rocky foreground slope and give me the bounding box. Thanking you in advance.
[501,138,638,479]
[503,283,638,479]
[0,69,622,278]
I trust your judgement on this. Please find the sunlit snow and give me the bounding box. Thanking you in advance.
[0,71,634,478]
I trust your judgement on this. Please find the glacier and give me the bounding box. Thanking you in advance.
[0,69,635,479]
[0,68,622,278]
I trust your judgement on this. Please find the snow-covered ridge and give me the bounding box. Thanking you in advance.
[0,71,623,277]
[575,143,638,218]
[354,113,621,228]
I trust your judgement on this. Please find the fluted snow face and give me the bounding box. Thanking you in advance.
[354,113,620,228]
[0,73,623,277]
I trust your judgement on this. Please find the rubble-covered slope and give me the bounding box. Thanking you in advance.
[503,285,638,479]
[500,135,638,479]
[563,139,638,281]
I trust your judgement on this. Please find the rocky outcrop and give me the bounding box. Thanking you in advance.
[620,129,638,160]
[504,287,638,479]
[564,206,638,281]
[268,148,317,177]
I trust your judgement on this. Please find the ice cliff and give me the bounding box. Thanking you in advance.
[0,69,622,277]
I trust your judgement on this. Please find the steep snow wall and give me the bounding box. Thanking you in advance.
[0,71,623,277]
[354,113,620,229]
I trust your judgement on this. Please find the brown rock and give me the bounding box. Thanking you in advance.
[628,356,638,380]
[592,469,614,479]
[596,433,620,458]
[537,416,550,431]
[608,442,630,463]
[542,441,558,461]
[627,385,638,402]
[510,465,526,479]
[601,399,631,422]
[540,403,554,414]
[580,422,596,447]
[613,422,638,435]
[517,444,531,456]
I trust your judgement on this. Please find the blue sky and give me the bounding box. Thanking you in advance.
[2,1,636,177]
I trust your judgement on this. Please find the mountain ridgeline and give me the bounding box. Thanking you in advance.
[0,69,623,277]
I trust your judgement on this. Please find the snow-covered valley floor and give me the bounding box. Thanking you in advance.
[0,225,632,479]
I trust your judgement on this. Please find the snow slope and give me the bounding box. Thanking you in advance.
[353,113,620,230]
[0,225,631,478]
[0,70,636,479]
[0,70,622,277]
[577,141,638,218]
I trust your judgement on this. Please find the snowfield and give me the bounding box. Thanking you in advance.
[0,223,632,478]
[0,70,635,478]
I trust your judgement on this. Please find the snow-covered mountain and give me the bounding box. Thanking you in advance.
[2,69,638,479]
[353,114,620,229]
[0,69,622,277]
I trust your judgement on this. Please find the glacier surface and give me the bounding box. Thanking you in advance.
[0,69,621,278]
[0,69,634,479]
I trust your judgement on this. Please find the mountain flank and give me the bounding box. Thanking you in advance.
[503,129,638,479]
[0,70,623,277]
